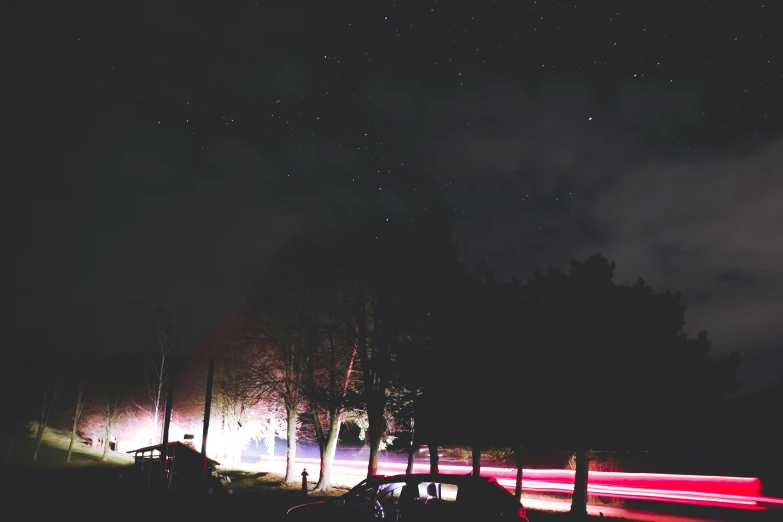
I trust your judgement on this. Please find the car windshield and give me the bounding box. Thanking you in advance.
[339,479,377,505]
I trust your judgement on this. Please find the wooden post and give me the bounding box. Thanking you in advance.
[514,443,523,501]
[472,444,480,477]
[146,450,152,489]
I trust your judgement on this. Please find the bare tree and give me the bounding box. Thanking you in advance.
[228,398,286,466]
[136,325,171,445]
[32,381,58,462]
[281,343,306,482]
[257,400,286,465]
[245,295,314,483]
[96,397,125,461]
[247,229,336,483]
[66,384,87,462]
[307,316,358,491]
[244,330,309,482]
[206,325,287,467]
[212,356,257,467]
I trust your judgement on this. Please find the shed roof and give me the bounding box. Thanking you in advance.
[127,441,220,465]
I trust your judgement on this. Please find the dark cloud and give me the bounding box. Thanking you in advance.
[584,140,783,387]
[363,78,783,389]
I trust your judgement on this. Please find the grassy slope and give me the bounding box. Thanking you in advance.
[4,424,134,468]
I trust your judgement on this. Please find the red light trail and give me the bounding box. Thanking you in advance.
[255,456,783,512]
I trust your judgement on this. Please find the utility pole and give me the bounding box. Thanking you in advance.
[160,372,175,487]
[201,358,215,486]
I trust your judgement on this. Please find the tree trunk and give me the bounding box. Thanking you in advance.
[316,439,326,489]
[67,384,86,462]
[102,426,111,461]
[266,412,276,465]
[514,443,523,501]
[67,411,80,463]
[406,442,417,474]
[284,406,298,482]
[570,429,589,517]
[366,413,384,477]
[428,442,439,474]
[32,423,46,462]
[315,415,342,491]
[66,432,76,462]
[406,411,417,474]
[311,408,326,487]
[472,444,481,476]
[153,401,160,444]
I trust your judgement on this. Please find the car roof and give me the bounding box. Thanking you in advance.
[367,473,497,485]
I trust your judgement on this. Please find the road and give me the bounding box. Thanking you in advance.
[252,455,783,521]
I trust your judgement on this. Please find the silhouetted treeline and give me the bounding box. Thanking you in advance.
[4,211,781,506]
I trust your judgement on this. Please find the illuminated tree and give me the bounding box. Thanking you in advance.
[211,395,248,466]
[231,326,309,481]
[248,230,328,482]
[148,325,171,444]
[340,281,402,479]
[66,383,87,462]
[85,396,127,461]
[210,350,270,467]
[243,209,463,482]
[335,209,461,478]
[305,311,359,491]
[254,400,286,465]
[136,306,174,446]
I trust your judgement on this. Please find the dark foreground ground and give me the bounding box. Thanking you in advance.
[2,464,779,522]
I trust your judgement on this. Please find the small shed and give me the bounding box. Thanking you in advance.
[128,441,221,489]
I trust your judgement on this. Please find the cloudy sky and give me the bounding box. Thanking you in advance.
[4,1,781,390]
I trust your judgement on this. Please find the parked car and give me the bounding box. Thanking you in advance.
[284,473,529,522]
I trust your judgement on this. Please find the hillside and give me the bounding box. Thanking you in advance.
[4,424,133,468]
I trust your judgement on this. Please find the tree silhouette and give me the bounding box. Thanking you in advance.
[513,254,739,516]
[305,308,359,491]
[334,211,461,477]
[248,229,328,482]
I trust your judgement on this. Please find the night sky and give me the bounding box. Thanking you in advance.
[4,1,781,391]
